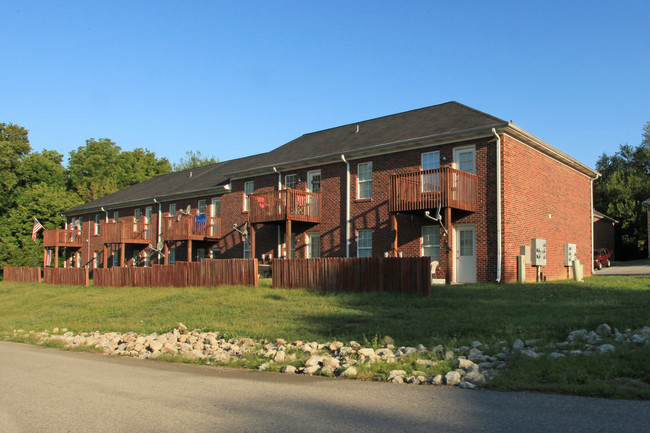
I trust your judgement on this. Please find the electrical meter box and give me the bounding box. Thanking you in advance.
[520,245,531,265]
[564,243,577,266]
[531,238,547,266]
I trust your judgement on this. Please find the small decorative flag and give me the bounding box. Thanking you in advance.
[32,218,44,242]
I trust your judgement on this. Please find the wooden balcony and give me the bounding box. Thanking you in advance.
[389,167,478,213]
[43,229,83,248]
[248,189,321,224]
[101,221,152,244]
[161,215,221,241]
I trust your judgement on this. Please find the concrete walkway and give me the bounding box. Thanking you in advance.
[593,262,650,276]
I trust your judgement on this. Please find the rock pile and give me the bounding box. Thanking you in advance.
[8,323,649,390]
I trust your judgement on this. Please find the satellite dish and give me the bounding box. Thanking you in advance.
[242,221,249,238]
[186,205,192,215]
[156,241,164,251]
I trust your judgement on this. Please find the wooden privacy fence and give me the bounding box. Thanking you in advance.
[3,267,41,282]
[43,268,89,286]
[94,259,258,288]
[272,257,431,295]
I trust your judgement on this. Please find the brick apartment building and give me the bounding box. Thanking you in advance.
[45,102,599,283]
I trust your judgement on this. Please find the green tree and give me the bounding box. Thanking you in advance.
[67,138,122,202]
[17,149,68,189]
[173,150,219,172]
[0,123,31,209]
[594,121,650,259]
[117,148,172,189]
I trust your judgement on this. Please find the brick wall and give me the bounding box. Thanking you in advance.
[501,134,593,282]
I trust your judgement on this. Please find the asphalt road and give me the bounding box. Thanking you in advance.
[1,342,649,433]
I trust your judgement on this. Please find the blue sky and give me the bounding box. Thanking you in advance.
[2,1,648,170]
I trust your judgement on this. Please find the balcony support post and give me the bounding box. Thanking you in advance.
[54,246,59,268]
[390,213,398,257]
[285,219,292,259]
[163,242,169,265]
[120,243,125,267]
[250,224,256,259]
[43,248,47,268]
[187,239,193,262]
[445,207,453,285]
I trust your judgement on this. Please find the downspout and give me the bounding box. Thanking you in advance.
[273,167,282,258]
[492,128,502,282]
[154,198,162,264]
[101,206,109,223]
[590,181,594,273]
[341,155,350,258]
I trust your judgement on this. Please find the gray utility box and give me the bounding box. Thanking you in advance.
[564,243,577,266]
[531,238,547,266]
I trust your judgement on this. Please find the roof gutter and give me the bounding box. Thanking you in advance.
[492,128,502,283]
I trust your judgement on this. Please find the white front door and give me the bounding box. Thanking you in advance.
[455,224,476,283]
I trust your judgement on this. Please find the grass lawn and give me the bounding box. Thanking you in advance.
[1,275,649,399]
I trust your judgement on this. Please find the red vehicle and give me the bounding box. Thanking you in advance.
[593,248,611,270]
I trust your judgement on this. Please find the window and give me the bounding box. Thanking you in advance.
[198,200,207,216]
[422,151,440,171]
[421,151,441,192]
[132,250,140,267]
[169,249,176,265]
[422,226,441,262]
[291,233,296,259]
[307,232,320,258]
[211,198,220,218]
[285,174,297,190]
[134,209,141,231]
[209,248,220,259]
[243,238,251,258]
[94,214,100,235]
[357,162,372,199]
[307,171,321,194]
[144,250,151,267]
[357,230,372,257]
[244,181,254,211]
[94,251,100,268]
[453,146,475,174]
[168,203,176,217]
[113,211,119,223]
[459,230,474,256]
[112,249,119,267]
[197,248,205,261]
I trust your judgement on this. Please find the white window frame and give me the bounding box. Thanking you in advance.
[285,174,297,190]
[453,145,476,174]
[144,250,152,267]
[209,248,220,259]
[421,151,441,193]
[357,162,372,199]
[357,229,372,258]
[307,170,321,194]
[306,232,320,258]
[422,225,441,262]
[211,197,220,218]
[93,251,100,268]
[421,151,440,171]
[198,200,207,216]
[134,209,141,231]
[113,211,119,223]
[94,214,100,235]
[244,181,254,211]
[168,249,176,265]
[168,203,176,217]
[112,249,119,267]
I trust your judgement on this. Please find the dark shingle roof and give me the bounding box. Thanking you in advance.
[65,102,507,214]
[65,152,270,214]
[241,101,506,171]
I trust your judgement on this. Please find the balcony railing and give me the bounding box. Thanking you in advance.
[389,167,478,213]
[100,221,152,244]
[161,215,221,241]
[43,229,83,248]
[248,189,321,224]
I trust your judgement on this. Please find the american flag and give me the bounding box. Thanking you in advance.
[32,218,44,242]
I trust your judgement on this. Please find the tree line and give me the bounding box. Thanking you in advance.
[593,122,650,260]
[0,122,217,271]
